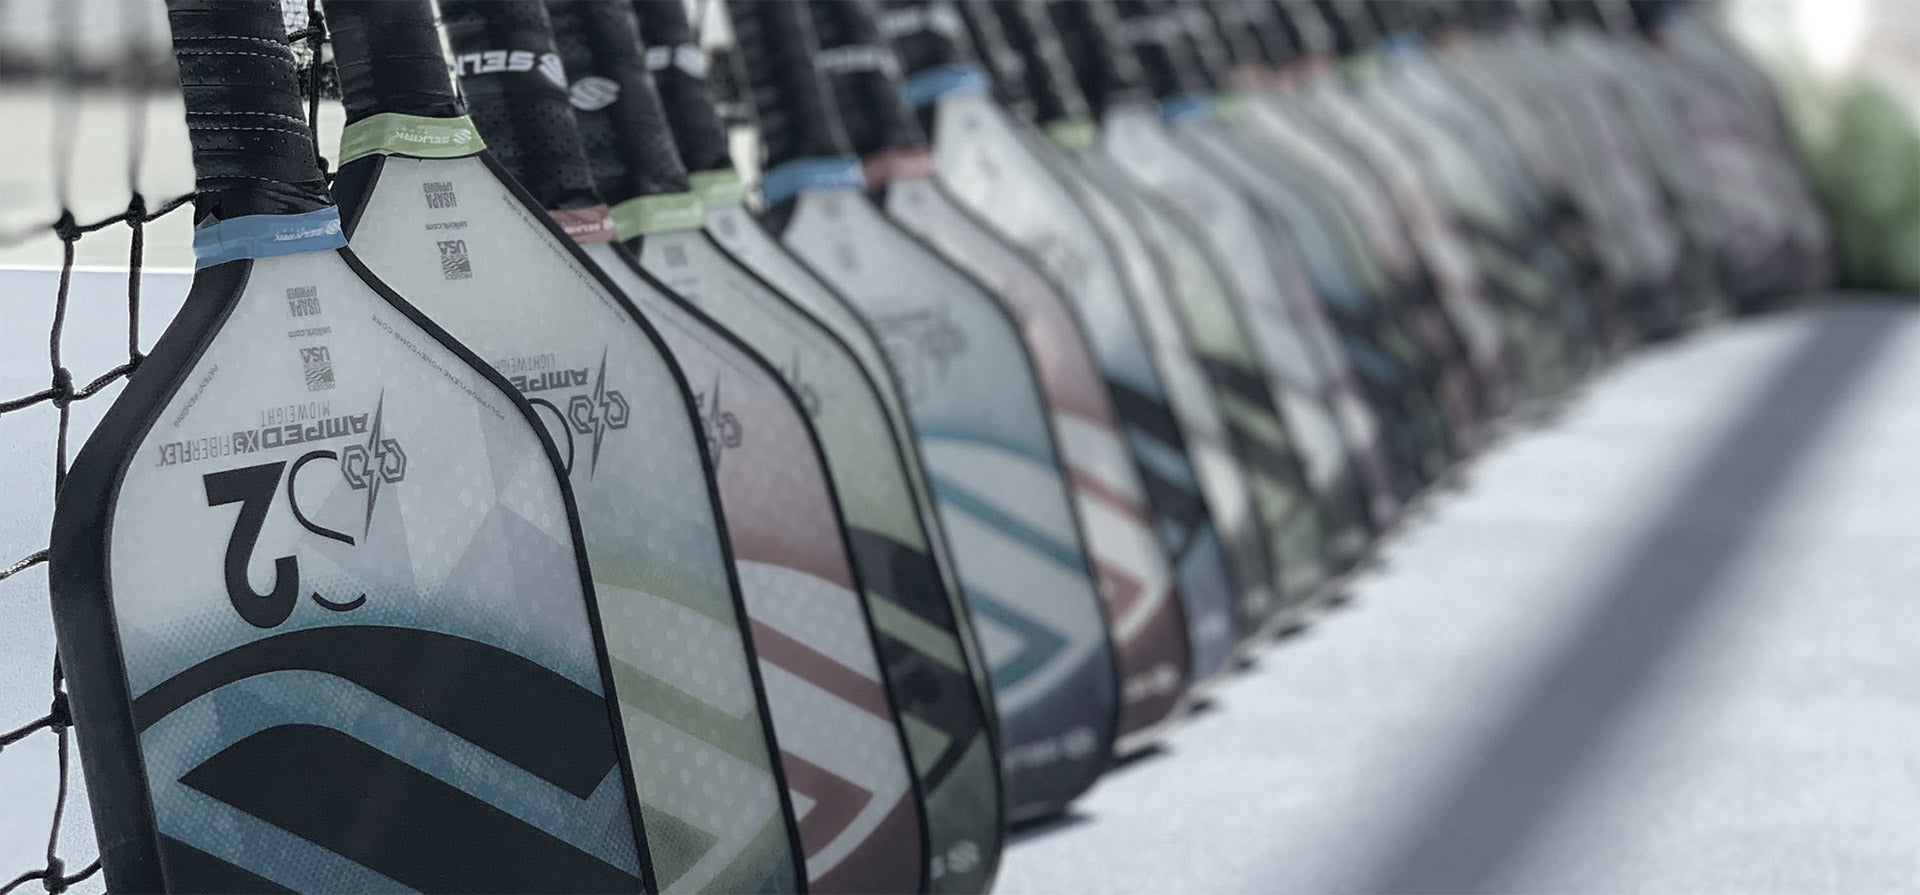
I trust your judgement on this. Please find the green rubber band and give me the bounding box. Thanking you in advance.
[689,169,747,208]
[338,113,486,164]
[1213,93,1247,123]
[1045,116,1099,151]
[610,191,705,239]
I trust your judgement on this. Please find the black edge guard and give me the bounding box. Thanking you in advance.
[166,0,331,218]
[440,0,603,211]
[549,0,690,203]
[805,0,927,157]
[327,0,463,124]
[1045,0,1152,117]
[729,0,856,167]
[988,0,1092,125]
[632,0,734,175]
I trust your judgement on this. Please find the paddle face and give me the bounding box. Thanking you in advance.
[1099,104,1371,575]
[634,224,1003,892]
[332,150,803,893]
[920,94,1237,692]
[50,248,651,892]
[781,184,1119,823]
[1235,95,1460,482]
[1380,49,1593,398]
[883,172,1193,751]
[1020,131,1300,652]
[580,237,924,895]
[1175,117,1436,510]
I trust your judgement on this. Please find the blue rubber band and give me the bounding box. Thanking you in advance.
[193,207,347,268]
[760,156,867,208]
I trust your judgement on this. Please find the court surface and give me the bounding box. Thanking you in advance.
[4,272,1917,892]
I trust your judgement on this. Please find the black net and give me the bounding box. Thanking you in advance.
[0,3,333,891]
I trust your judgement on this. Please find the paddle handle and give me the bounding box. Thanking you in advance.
[632,0,734,175]
[441,0,603,211]
[327,0,463,124]
[730,0,857,165]
[984,0,1095,125]
[806,0,926,156]
[167,0,331,217]
[549,0,691,203]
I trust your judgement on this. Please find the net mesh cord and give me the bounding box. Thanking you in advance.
[0,2,331,891]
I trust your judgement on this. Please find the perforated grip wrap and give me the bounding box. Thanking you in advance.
[327,0,462,123]
[805,0,926,157]
[441,0,601,211]
[548,0,689,203]
[730,0,855,165]
[632,0,732,175]
[167,0,330,218]
[987,0,1093,125]
[1046,0,1152,116]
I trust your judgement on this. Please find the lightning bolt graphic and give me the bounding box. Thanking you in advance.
[589,348,611,475]
[361,390,386,540]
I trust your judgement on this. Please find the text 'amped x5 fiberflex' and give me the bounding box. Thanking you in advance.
[729,0,1120,823]
[817,0,1196,745]
[880,0,1237,695]
[458,2,930,891]
[49,1,654,890]
[322,2,803,890]
[609,1,1006,889]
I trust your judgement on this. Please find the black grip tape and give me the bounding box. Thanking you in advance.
[167,0,330,218]
[1046,0,1151,116]
[1203,1,1265,68]
[806,0,926,156]
[988,0,1092,125]
[441,0,603,211]
[549,0,689,204]
[729,0,856,165]
[878,1,973,74]
[1223,1,1293,69]
[1164,1,1229,91]
[1311,0,1367,55]
[954,0,1030,111]
[632,0,733,174]
[327,0,462,124]
[1110,0,1200,100]
[1267,1,1309,63]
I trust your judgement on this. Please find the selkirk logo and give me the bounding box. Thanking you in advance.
[696,375,744,470]
[565,349,629,476]
[455,49,567,90]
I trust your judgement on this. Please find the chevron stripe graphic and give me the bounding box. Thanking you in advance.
[735,561,919,893]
